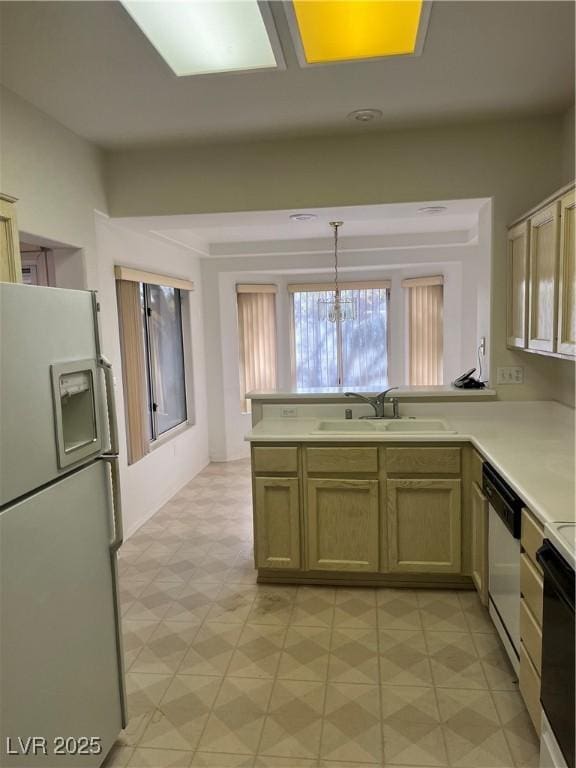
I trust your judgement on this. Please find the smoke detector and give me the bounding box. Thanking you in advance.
[290,213,318,222]
[347,108,383,123]
[417,206,448,215]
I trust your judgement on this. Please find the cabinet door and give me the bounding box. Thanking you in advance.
[471,481,489,605]
[387,479,461,574]
[528,201,560,352]
[506,221,530,348]
[306,479,379,572]
[0,196,22,284]
[254,478,300,570]
[557,189,576,356]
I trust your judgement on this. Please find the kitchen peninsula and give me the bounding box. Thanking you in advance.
[245,391,574,586]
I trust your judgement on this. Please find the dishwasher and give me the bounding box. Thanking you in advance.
[483,462,524,673]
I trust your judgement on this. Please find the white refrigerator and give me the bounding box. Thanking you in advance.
[0,283,126,767]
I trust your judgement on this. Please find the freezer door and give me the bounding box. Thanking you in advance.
[0,283,105,505]
[0,461,124,767]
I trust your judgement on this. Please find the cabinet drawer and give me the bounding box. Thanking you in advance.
[386,447,461,475]
[519,642,541,736]
[306,447,378,474]
[521,553,544,626]
[253,447,298,474]
[471,449,484,487]
[520,598,542,673]
[521,508,544,573]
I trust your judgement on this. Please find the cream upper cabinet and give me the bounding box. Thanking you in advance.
[0,195,22,284]
[557,189,576,356]
[306,478,379,572]
[506,221,530,349]
[507,183,575,361]
[387,479,461,574]
[528,201,560,353]
[470,481,489,605]
[254,477,300,570]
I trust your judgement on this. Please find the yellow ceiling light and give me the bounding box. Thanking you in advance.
[292,1,425,64]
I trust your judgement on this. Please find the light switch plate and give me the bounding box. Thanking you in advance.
[496,366,524,385]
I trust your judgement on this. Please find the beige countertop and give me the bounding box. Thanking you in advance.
[247,385,497,400]
[246,401,575,528]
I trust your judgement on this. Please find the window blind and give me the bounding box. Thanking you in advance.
[114,265,194,292]
[404,278,444,386]
[288,280,391,292]
[236,287,278,412]
[290,284,389,388]
[116,279,150,464]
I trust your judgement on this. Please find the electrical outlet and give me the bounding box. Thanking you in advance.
[496,366,524,385]
[281,407,298,418]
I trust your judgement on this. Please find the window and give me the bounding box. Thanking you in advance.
[115,266,194,464]
[289,282,390,388]
[403,276,444,385]
[236,285,278,412]
[141,284,187,437]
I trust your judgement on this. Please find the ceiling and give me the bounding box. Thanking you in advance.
[118,198,486,257]
[0,1,574,148]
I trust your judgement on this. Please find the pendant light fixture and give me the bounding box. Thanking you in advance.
[318,221,357,323]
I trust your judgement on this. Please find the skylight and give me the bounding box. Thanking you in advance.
[120,1,280,77]
[291,0,426,65]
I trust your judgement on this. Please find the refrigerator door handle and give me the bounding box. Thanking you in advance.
[99,354,120,456]
[102,454,128,727]
[102,455,123,552]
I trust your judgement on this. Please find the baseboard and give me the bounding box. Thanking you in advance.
[124,459,210,540]
[257,569,475,589]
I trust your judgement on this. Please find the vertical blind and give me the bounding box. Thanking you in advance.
[403,276,444,386]
[237,285,278,412]
[116,279,150,464]
[289,282,390,388]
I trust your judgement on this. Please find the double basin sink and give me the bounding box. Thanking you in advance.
[312,418,456,434]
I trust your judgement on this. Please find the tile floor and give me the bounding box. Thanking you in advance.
[104,459,539,768]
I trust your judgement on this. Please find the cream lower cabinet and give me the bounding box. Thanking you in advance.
[254,477,301,570]
[387,479,462,573]
[470,481,489,605]
[306,478,379,572]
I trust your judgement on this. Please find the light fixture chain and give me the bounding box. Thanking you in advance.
[330,220,343,297]
[334,222,339,295]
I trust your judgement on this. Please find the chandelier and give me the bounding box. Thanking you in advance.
[317,221,357,322]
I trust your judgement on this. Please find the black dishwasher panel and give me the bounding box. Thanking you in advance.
[537,540,575,768]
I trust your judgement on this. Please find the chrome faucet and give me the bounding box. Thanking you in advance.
[344,387,399,418]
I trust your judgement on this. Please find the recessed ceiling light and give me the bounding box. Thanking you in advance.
[291,0,426,65]
[348,109,383,123]
[120,1,281,77]
[417,206,448,215]
[290,213,318,222]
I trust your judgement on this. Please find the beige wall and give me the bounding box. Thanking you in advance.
[95,215,210,536]
[0,86,108,288]
[0,88,210,534]
[562,104,575,184]
[106,113,575,406]
[1,84,573,407]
